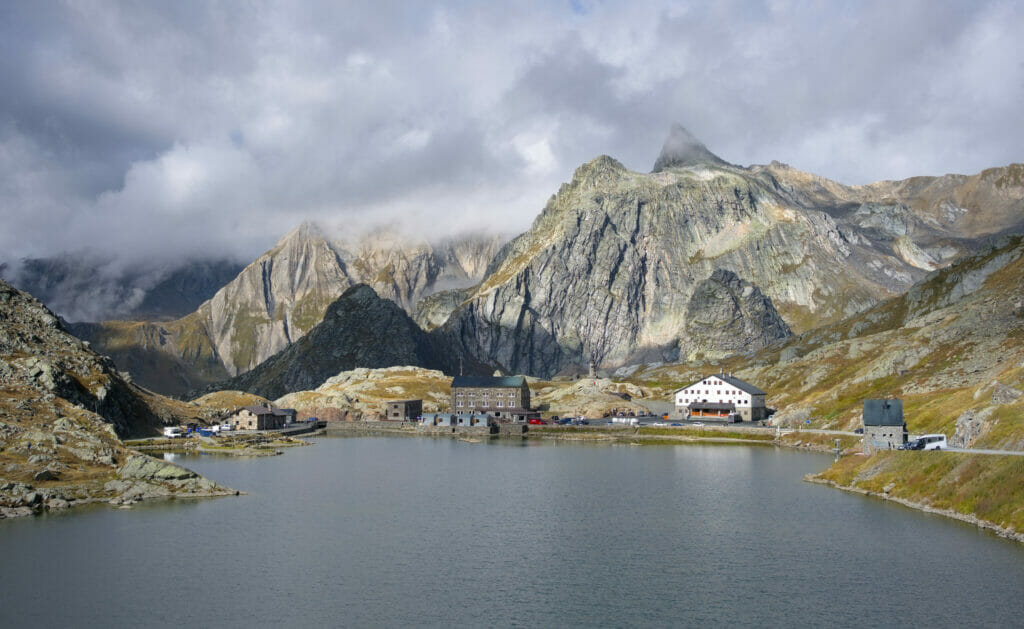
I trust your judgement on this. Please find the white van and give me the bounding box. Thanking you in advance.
[162,426,184,438]
[909,434,947,450]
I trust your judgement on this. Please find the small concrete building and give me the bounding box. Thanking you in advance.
[863,399,907,450]
[420,413,491,428]
[674,373,767,421]
[450,375,532,420]
[227,404,297,431]
[385,399,422,421]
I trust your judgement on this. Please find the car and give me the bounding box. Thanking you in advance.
[558,418,573,425]
[691,422,705,427]
[550,416,560,422]
[854,428,864,434]
[528,418,546,425]
[900,439,922,450]
[162,426,184,438]
[670,423,682,427]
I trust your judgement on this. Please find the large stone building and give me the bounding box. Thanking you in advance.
[450,375,531,420]
[674,373,767,422]
[226,404,297,430]
[862,398,907,450]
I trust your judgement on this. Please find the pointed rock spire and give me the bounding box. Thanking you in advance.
[652,124,729,172]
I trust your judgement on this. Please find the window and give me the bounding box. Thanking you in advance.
[497,401,503,407]
[457,391,463,397]
[457,401,463,407]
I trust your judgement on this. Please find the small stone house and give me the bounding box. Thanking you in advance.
[227,404,297,431]
[450,375,531,420]
[385,399,422,420]
[862,399,907,450]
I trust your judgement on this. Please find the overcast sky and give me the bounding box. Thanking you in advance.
[1,0,1022,271]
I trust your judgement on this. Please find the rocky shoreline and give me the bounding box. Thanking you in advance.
[1,452,240,519]
[805,476,1024,544]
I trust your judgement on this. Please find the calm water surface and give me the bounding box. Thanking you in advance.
[2,437,1023,627]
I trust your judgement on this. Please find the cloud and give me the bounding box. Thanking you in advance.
[0,0,1021,279]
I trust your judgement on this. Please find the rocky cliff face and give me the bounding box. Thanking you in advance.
[76,225,504,394]
[0,280,236,518]
[437,129,1024,378]
[212,284,483,400]
[680,269,792,360]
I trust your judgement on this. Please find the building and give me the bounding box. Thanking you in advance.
[862,399,907,450]
[420,413,492,428]
[385,399,422,421]
[226,404,297,431]
[450,375,532,420]
[674,373,767,422]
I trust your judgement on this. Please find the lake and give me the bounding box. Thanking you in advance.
[2,436,1023,627]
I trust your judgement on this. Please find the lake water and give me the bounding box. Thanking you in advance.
[2,436,1023,627]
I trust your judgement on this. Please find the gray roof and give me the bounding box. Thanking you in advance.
[451,375,527,388]
[863,399,904,426]
[675,373,766,396]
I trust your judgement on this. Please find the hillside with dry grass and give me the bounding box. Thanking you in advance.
[621,236,1024,449]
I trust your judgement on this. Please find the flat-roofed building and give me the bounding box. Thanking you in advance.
[385,399,422,420]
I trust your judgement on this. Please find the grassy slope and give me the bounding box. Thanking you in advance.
[813,452,1024,537]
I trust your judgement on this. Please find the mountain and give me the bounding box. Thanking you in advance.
[2,255,244,322]
[210,284,483,400]
[652,123,732,171]
[0,279,235,517]
[436,128,1024,378]
[628,234,1024,449]
[75,225,505,395]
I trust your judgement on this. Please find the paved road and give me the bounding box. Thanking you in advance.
[944,447,1024,456]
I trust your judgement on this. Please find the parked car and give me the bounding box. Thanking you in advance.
[162,426,184,438]
[854,427,864,434]
[528,418,546,425]
[670,423,683,427]
[691,422,705,427]
[558,418,572,425]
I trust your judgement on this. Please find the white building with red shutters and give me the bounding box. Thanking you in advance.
[674,373,767,422]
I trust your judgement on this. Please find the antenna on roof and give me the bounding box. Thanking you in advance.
[459,357,464,376]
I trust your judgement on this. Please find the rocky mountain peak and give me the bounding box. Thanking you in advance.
[652,124,729,172]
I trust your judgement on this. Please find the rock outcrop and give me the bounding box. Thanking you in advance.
[213,284,482,400]
[680,269,792,360]
[0,280,237,518]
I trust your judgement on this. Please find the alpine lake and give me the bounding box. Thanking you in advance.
[2,435,1023,627]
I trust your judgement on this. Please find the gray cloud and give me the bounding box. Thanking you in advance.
[0,0,1021,279]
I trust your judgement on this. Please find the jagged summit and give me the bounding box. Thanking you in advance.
[652,124,729,172]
